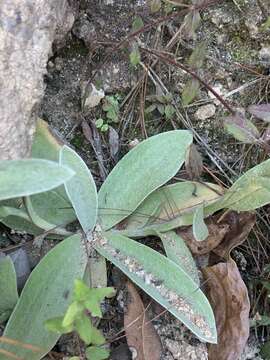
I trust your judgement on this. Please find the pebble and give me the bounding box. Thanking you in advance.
[195,104,216,120]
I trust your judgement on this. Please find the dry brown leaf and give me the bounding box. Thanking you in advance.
[177,211,255,258]
[178,218,229,255]
[202,260,250,360]
[213,211,256,259]
[124,281,162,360]
[185,144,203,180]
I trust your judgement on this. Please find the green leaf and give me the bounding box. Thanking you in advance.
[31,119,76,226]
[121,181,222,237]
[157,104,165,115]
[62,301,84,327]
[188,42,207,69]
[164,104,175,120]
[29,190,76,227]
[132,16,144,32]
[24,196,71,236]
[101,124,109,132]
[96,119,104,128]
[45,316,73,334]
[181,10,201,39]
[192,204,209,241]
[96,231,217,343]
[86,346,109,360]
[145,104,157,114]
[221,158,270,211]
[150,0,162,13]
[60,146,98,233]
[31,119,62,161]
[74,312,94,345]
[224,113,259,143]
[0,206,45,235]
[182,79,200,106]
[84,288,115,318]
[129,47,141,67]
[98,131,193,230]
[248,104,270,122]
[157,231,199,284]
[90,327,106,346]
[0,257,18,323]
[0,159,74,201]
[0,234,87,360]
[73,280,115,318]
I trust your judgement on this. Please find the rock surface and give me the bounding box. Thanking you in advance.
[0,0,75,160]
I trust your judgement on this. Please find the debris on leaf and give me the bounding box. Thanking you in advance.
[124,281,162,360]
[203,260,250,360]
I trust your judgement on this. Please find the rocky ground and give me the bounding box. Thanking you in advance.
[37,0,270,358]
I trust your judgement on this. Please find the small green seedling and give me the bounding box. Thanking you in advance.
[96,95,121,132]
[46,279,114,360]
[145,92,175,120]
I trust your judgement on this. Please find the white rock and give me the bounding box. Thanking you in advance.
[195,104,216,120]
[82,82,105,109]
[259,46,270,64]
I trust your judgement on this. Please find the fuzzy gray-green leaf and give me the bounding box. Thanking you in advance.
[96,231,217,343]
[60,146,98,233]
[98,131,193,230]
[221,158,270,211]
[192,204,209,241]
[120,181,222,237]
[0,256,18,323]
[156,230,199,284]
[0,160,74,201]
[0,234,87,360]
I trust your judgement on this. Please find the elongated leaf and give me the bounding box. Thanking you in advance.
[0,234,87,360]
[119,181,222,237]
[30,190,76,227]
[96,231,217,343]
[182,79,200,106]
[224,113,259,144]
[157,231,199,284]
[60,146,98,233]
[98,131,193,230]
[188,41,207,69]
[0,205,46,236]
[0,160,74,201]
[31,119,76,226]
[221,159,270,211]
[192,204,209,241]
[0,257,18,323]
[248,104,270,122]
[24,197,71,236]
[31,119,63,161]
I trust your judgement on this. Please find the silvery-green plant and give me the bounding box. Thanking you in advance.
[0,119,269,359]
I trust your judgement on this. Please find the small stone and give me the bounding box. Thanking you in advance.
[195,104,216,120]
[259,46,270,65]
[128,138,140,149]
[81,82,105,109]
